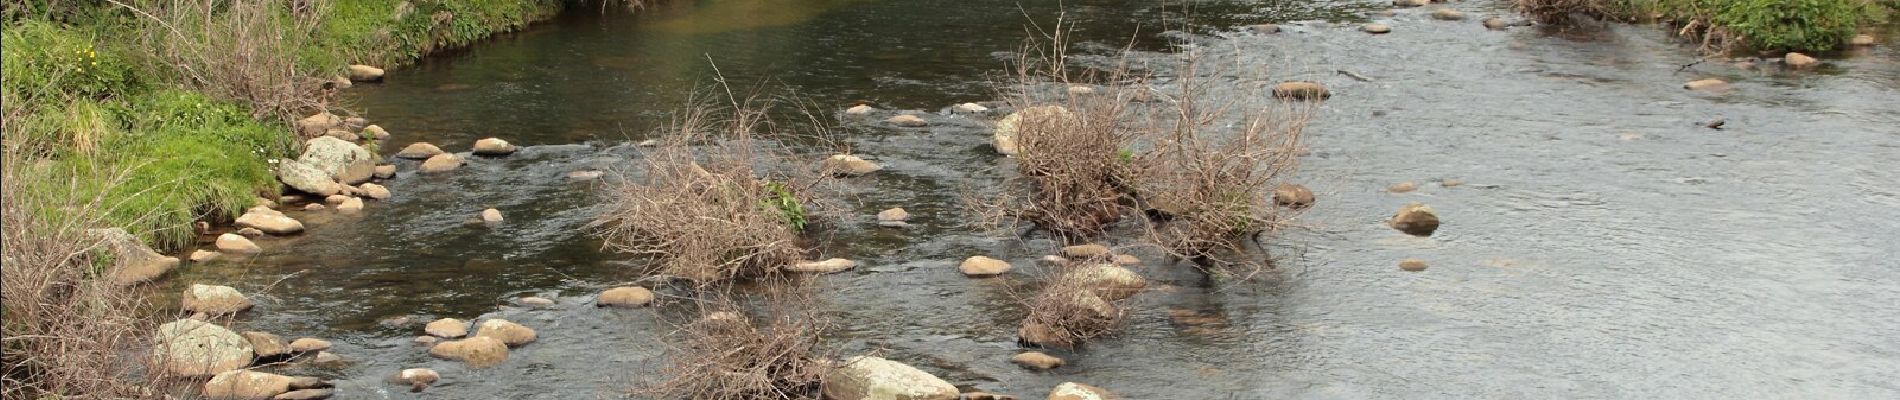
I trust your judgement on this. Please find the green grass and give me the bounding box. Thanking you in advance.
[1525,0,1892,52]
[310,0,566,69]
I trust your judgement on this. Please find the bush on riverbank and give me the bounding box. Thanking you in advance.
[1516,0,1892,52]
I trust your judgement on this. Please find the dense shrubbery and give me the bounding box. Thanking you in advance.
[1518,0,1891,52]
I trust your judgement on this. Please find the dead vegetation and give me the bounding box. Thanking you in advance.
[591,91,836,284]
[0,153,174,398]
[1017,269,1129,348]
[126,0,335,123]
[1513,0,1615,24]
[635,281,834,400]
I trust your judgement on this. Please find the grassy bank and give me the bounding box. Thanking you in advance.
[1517,0,1893,52]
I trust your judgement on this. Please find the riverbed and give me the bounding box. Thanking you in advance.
[169,0,1900,398]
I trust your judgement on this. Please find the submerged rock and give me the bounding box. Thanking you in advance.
[395,143,444,159]
[203,370,294,400]
[1399,258,1429,272]
[1390,202,1441,236]
[1388,181,1418,193]
[480,208,504,223]
[1482,17,1509,30]
[1362,23,1391,34]
[216,233,261,254]
[347,64,385,82]
[1683,79,1729,91]
[959,255,1013,277]
[1272,183,1315,208]
[153,319,253,376]
[190,249,220,263]
[419,153,463,173]
[518,297,555,307]
[1271,81,1330,100]
[1430,8,1466,21]
[787,258,858,273]
[888,114,929,127]
[823,356,960,400]
[425,318,469,338]
[597,286,654,307]
[567,170,605,181]
[183,284,254,315]
[1047,382,1114,400]
[472,138,516,156]
[824,154,882,176]
[473,319,537,347]
[1784,52,1820,68]
[952,102,989,114]
[1392,0,1428,6]
[846,104,875,115]
[1011,352,1064,370]
[428,336,508,368]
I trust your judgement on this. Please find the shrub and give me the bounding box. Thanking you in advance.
[636,282,833,399]
[1518,0,1892,52]
[1018,270,1128,348]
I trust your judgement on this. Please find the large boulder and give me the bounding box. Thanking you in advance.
[215,233,261,254]
[347,64,384,82]
[993,106,1075,156]
[152,319,253,376]
[419,153,463,173]
[395,143,444,159]
[472,138,516,156]
[959,256,1012,277]
[428,336,508,368]
[299,136,372,177]
[182,284,254,315]
[425,318,468,338]
[203,370,294,400]
[597,286,654,307]
[91,228,179,285]
[823,356,960,400]
[1390,202,1440,236]
[337,159,376,185]
[235,212,304,235]
[1047,382,1113,400]
[473,319,537,347]
[277,160,341,196]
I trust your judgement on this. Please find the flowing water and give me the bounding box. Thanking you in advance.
[168,0,1900,398]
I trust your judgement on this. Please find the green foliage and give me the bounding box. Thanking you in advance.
[760,181,807,231]
[311,0,565,68]
[0,20,140,101]
[1710,0,1875,51]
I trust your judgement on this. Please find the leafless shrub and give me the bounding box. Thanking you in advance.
[119,0,331,123]
[1513,0,1613,24]
[0,152,175,398]
[636,280,833,400]
[1018,267,1129,348]
[591,90,835,285]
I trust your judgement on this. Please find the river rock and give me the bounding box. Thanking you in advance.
[1482,17,1509,30]
[419,153,462,173]
[1061,244,1112,259]
[474,319,536,347]
[1047,382,1113,400]
[1012,352,1063,370]
[1399,258,1429,272]
[216,233,261,254]
[395,368,440,389]
[888,114,929,127]
[323,129,359,142]
[480,208,503,223]
[287,376,328,390]
[238,227,265,237]
[1362,23,1390,34]
[425,318,468,338]
[1388,181,1418,193]
[1110,254,1140,266]
[787,258,858,273]
[347,64,384,82]
[372,164,396,179]
[429,336,508,368]
[335,197,364,213]
[952,102,989,114]
[472,138,516,155]
[518,297,555,307]
[1851,34,1876,46]
[825,154,882,176]
[308,351,342,365]
[993,106,1076,156]
[1250,24,1280,33]
[567,170,604,180]
[1272,183,1315,208]
[846,104,875,115]
[300,136,372,177]
[190,249,220,262]
[243,331,291,358]
[1430,8,1465,20]
[359,183,390,200]
[203,370,294,400]
[1390,202,1440,236]
[273,388,334,400]
[321,194,349,205]
[597,286,654,307]
[277,160,340,196]
[93,228,180,285]
[337,159,375,185]
[183,284,254,315]
[878,207,910,222]
[288,337,331,353]
[413,336,439,346]
[1393,0,1427,6]
[959,255,1013,277]
[1683,79,1729,91]
[363,125,390,140]
[395,143,444,159]
[294,112,340,138]
[823,356,960,400]
[236,212,304,235]
[1784,52,1819,68]
[1271,81,1330,100]
[1074,265,1145,300]
[153,319,253,376]
[303,203,326,211]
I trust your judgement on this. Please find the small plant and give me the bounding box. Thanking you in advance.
[636,282,833,400]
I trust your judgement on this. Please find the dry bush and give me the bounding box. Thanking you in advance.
[592,92,834,284]
[0,152,173,398]
[636,280,833,400]
[1514,0,1614,23]
[1018,269,1128,348]
[123,0,332,123]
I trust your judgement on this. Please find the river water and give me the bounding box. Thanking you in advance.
[168,0,1900,398]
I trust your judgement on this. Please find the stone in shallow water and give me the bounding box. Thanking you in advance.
[428,336,508,368]
[959,255,1012,277]
[1400,258,1429,272]
[1362,23,1391,34]
[787,258,858,274]
[153,319,253,376]
[887,114,928,127]
[395,142,443,159]
[1011,352,1063,370]
[823,356,959,400]
[597,286,654,307]
[1390,202,1440,236]
[203,370,294,400]
[289,337,331,353]
[474,319,537,347]
[472,138,517,155]
[1048,382,1114,400]
[425,318,468,338]
[183,284,253,315]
